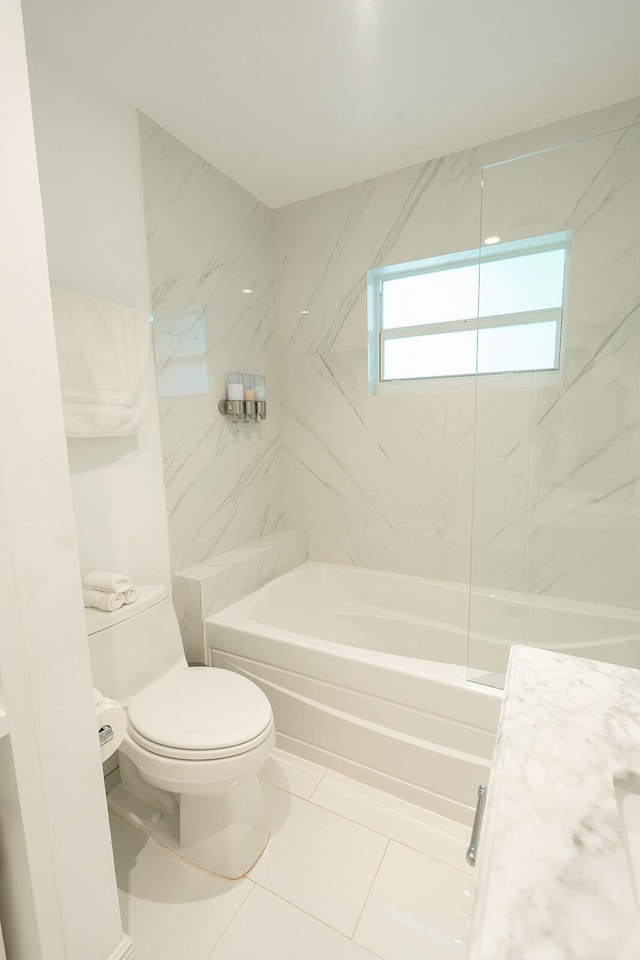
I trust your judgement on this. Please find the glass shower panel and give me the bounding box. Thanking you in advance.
[468,122,640,687]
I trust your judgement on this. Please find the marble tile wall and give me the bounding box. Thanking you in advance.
[275,156,481,582]
[140,97,640,617]
[274,98,640,605]
[471,118,640,612]
[140,116,282,573]
[173,529,307,663]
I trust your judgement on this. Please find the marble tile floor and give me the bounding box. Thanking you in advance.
[110,748,474,960]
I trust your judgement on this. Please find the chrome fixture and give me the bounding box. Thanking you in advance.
[98,725,114,748]
[219,372,267,422]
[466,783,487,866]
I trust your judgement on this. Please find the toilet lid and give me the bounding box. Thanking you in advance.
[127,667,273,755]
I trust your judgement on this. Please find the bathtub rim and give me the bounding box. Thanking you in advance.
[241,559,640,624]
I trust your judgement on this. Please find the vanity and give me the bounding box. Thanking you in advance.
[465,645,640,959]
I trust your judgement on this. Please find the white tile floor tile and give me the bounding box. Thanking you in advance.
[209,886,381,960]
[110,812,253,960]
[109,752,477,960]
[354,841,472,960]
[259,747,327,799]
[311,771,472,873]
[249,782,388,936]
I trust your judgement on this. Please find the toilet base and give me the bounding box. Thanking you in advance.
[108,777,270,879]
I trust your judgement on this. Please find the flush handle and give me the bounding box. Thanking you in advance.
[98,725,114,748]
[466,784,487,867]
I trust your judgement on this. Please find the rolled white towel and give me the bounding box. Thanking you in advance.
[84,571,132,593]
[122,585,136,605]
[83,589,124,612]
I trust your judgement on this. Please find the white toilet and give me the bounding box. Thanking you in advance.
[86,585,275,879]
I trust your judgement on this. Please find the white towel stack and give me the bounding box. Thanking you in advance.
[83,572,137,612]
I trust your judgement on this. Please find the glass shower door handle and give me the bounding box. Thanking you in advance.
[466,784,487,866]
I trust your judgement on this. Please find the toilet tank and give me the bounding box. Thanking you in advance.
[86,586,187,704]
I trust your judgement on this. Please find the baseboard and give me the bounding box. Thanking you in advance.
[275,732,474,826]
[108,933,135,960]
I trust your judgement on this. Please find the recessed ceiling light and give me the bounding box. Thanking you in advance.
[242,288,253,294]
[483,236,500,245]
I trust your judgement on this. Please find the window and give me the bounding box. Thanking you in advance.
[368,232,571,387]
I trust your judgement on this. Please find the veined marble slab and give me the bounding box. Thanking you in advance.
[173,529,307,663]
[466,646,640,959]
[275,103,640,604]
[140,115,282,574]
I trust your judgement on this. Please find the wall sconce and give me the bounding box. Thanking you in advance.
[218,372,267,422]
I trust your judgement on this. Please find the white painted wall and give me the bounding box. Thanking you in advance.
[0,4,131,958]
[26,43,171,587]
[0,738,41,960]
[26,44,149,311]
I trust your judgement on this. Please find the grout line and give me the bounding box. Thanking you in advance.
[204,885,259,960]
[349,837,390,944]
[308,766,329,801]
[246,880,387,959]
[112,767,466,959]
[307,770,470,834]
[261,777,391,839]
[272,736,481,818]
[261,771,470,874]
[258,771,328,801]
[387,835,472,877]
[275,751,474,833]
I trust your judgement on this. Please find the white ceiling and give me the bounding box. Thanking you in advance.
[22,0,640,208]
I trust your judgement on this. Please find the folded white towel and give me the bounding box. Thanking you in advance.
[122,586,136,605]
[84,572,132,593]
[51,286,150,438]
[83,589,124,612]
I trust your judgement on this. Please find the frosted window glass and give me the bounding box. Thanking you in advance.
[373,234,568,383]
[383,248,565,331]
[384,330,478,379]
[477,321,558,373]
[382,263,479,329]
[478,249,565,317]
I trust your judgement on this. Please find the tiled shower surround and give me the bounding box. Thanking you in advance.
[141,97,640,610]
[140,115,282,572]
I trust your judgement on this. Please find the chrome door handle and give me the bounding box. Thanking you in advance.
[466,784,487,867]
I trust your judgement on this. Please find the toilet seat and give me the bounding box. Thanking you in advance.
[129,719,274,760]
[127,666,273,760]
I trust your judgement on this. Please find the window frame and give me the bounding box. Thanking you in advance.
[367,231,572,393]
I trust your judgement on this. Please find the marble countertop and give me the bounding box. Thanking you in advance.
[466,645,640,960]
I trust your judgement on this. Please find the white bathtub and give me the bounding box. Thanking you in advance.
[205,561,502,825]
[468,586,640,674]
[205,561,640,823]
